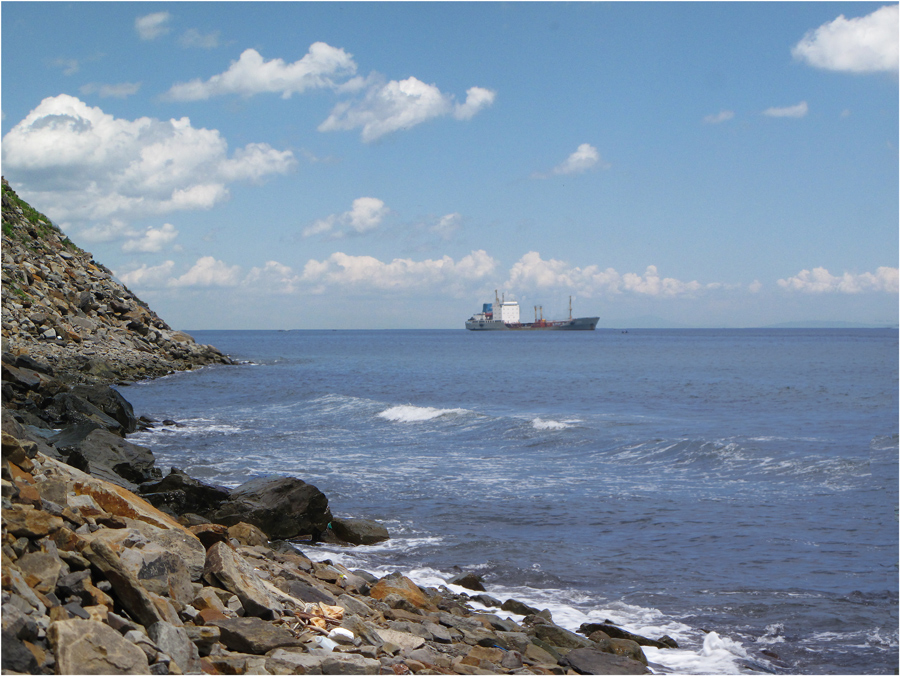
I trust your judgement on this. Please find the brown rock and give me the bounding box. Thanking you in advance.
[227,522,268,547]
[82,539,164,627]
[2,504,64,537]
[203,541,284,619]
[205,616,303,654]
[48,618,151,675]
[369,573,433,610]
[15,550,66,593]
[190,523,230,549]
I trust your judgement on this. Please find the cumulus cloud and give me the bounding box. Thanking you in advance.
[703,110,735,124]
[318,76,496,142]
[179,29,221,50]
[763,101,809,118]
[122,223,179,253]
[533,144,607,178]
[303,197,389,238]
[244,261,302,294]
[136,12,171,41]
[169,256,242,287]
[117,260,176,288]
[777,266,899,293]
[505,252,713,298]
[1,95,296,231]
[165,44,358,100]
[300,250,497,293]
[79,82,142,99]
[431,213,462,240]
[792,4,899,73]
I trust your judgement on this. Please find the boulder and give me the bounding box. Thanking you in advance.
[206,475,332,540]
[50,425,159,488]
[579,621,677,649]
[330,517,389,545]
[205,616,303,654]
[139,467,230,516]
[203,541,284,619]
[561,647,651,675]
[148,621,201,673]
[81,539,164,627]
[119,543,194,605]
[228,521,268,547]
[369,572,432,610]
[593,637,649,665]
[533,622,595,650]
[44,393,124,433]
[69,384,138,433]
[48,618,151,675]
[448,571,486,592]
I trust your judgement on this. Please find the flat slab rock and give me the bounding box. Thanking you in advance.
[205,616,304,654]
[48,618,151,675]
[562,647,651,675]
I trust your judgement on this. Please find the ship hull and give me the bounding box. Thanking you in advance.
[465,317,599,331]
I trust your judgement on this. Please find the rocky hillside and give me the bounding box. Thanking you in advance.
[1,177,231,385]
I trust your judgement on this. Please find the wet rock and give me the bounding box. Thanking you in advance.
[69,384,138,433]
[205,616,303,654]
[206,475,332,541]
[593,637,649,665]
[330,517,390,545]
[140,468,230,517]
[48,618,151,674]
[448,571,486,592]
[561,646,651,675]
[579,621,675,649]
[500,598,542,617]
[532,622,595,650]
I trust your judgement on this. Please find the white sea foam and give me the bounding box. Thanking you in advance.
[531,417,580,430]
[377,404,469,422]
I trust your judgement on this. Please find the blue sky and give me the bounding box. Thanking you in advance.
[2,2,897,329]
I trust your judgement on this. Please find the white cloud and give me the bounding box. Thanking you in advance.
[122,223,179,253]
[792,5,899,73]
[748,280,763,293]
[303,197,389,238]
[777,266,899,293]
[79,82,142,99]
[318,76,495,142]
[703,110,735,124]
[505,252,712,297]
[51,58,80,76]
[431,213,463,240]
[534,144,607,178]
[300,250,497,293]
[179,29,221,50]
[117,260,176,288]
[244,261,302,294]
[763,101,809,118]
[165,44,357,101]
[453,87,497,120]
[136,12,171,41]
[169,256,242,287]
[1,95,296,229]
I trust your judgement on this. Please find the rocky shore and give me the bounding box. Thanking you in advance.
[2,181,675,675]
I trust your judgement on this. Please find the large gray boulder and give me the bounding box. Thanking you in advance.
[561,647,651,675]
[330,517,390,545]
[50,425,160,488]
[206,475,332,540]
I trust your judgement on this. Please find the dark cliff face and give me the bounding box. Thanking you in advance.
[1,177,232,384]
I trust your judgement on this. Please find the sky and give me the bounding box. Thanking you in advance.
[1,2,898,329]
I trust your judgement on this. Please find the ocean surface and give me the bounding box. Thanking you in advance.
[123,329,898,674]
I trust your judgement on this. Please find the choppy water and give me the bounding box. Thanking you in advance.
[123,329,898,674]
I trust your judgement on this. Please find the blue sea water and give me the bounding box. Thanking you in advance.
[124,329,898,674]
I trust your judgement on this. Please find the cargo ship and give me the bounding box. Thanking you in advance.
[465,293,598,331]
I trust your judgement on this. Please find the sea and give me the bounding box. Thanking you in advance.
[123,329,898,675]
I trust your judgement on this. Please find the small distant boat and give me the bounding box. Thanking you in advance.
[465,292,598,331]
